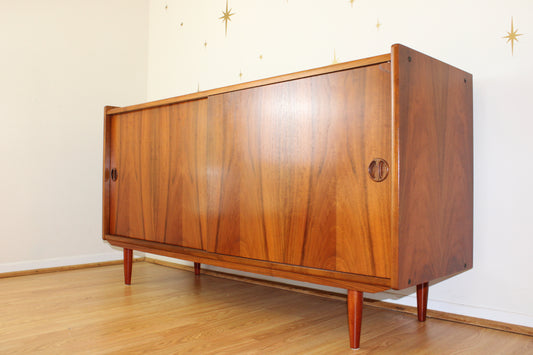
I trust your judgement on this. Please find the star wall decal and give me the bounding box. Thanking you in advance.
[503,17,523,55]
[376,19,381,31]
[220,0,235,37]
[239,70,243,80]
[332,49,339,64]
[350,0,355,8]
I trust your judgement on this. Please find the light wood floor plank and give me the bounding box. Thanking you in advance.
[0,262,531,354]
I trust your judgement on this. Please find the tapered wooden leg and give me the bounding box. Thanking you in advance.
[194,262,201,276]
[417,282,429,322]
[123,248,133,285]
[347,290,363,350]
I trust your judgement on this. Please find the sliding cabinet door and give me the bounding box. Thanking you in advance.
[109,100,207,249]
[206,64,392,277]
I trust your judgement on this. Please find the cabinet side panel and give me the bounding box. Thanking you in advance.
[103,106,117,238]
[393,44,473,289]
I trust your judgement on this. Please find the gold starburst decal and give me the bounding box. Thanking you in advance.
[503,17,523,55]
[350,0,355,8]
[376,19,381,30]
[220,0,235,37]
[332,49,339,64]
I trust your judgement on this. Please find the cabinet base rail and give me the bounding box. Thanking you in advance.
[121,248,429,349]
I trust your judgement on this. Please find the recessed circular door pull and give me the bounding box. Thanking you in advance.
[368,159,389,182]
[111,168,118,182]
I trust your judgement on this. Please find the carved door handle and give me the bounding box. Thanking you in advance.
[111,168,118,182]
[368,159,389,182]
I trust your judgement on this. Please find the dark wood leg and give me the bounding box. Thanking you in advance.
[416,282,429,321]
[347,290,363,350]
[123,248,133,285]
[194,262,201,276]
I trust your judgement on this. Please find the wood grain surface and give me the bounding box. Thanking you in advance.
[417,282,429,322]
[104,44,474,296]
[123,248,132,285]
[105,234,390,292]
[109,99,208,249]
[206,64,392,277]
[347,290,364,349]
[106,54,391,115]
[391,44,473,289]
[102,105,117,237]
[1,263,530,354]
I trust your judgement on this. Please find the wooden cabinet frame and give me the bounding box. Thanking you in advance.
[102,44,473,349]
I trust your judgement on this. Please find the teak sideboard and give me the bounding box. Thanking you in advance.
[102,44,473,349]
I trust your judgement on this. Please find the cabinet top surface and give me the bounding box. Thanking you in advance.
[106,52,391,115]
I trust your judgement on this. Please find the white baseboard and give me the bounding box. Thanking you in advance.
[145,254,533,329]
[0,251,143,274]
[365,291,533,328]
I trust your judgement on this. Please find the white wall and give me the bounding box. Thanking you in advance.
[0,0,149,271]
[146,0,533,327]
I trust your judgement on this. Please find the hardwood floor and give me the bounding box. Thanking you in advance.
[0,262,530,354]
